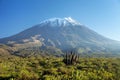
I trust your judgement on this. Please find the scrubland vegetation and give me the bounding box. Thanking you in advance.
[0,53,120,80]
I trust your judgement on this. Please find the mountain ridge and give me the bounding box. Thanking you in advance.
[0,17,120,54]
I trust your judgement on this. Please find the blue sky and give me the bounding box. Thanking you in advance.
[0,0,120,41]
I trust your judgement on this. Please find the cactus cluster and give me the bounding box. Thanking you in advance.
[63,51,79,65]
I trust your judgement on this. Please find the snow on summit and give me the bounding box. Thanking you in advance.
[40,17,80,27]
[64,17,80,25]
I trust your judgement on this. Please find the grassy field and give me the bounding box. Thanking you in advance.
[0,54,120,80]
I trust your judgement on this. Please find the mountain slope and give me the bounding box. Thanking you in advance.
[0,17,120,53]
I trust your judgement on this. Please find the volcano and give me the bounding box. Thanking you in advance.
[0,17,120,54]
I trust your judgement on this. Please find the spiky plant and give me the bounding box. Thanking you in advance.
[63,51,79,65]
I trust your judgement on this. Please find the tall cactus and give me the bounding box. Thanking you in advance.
[63,51,79,65]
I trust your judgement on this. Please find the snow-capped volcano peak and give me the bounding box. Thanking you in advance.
[0,16,119,54]
[40,17,80,27]
[64,17,80,25]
